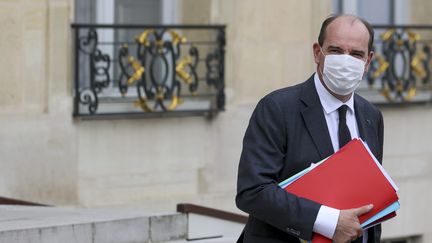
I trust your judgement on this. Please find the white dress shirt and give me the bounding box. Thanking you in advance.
[312,73,367,243]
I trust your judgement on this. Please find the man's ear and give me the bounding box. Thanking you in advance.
[313,43,321,65]
[364,51,374,72]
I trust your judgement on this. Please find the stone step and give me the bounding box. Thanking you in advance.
[0,205,187,243]
[163,237,237,243]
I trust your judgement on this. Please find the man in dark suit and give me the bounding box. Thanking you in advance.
[236,15,384,243]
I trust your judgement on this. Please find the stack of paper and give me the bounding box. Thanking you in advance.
[279,138,399,243]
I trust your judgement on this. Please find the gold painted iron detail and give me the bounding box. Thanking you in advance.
[127,55,145,86]
[366,27,431,103]
[72,24,226,117]
[118,29,200,112]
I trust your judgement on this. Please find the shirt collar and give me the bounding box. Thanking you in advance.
[313,73,355,115]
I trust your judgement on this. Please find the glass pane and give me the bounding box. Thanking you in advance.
[357,0,392,24]
[75,0,96,23]
[332,0,342,14]
[115,0,161,24]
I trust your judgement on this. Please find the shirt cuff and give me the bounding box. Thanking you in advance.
[313,205,340,239]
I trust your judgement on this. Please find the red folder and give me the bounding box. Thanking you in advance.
[312,212,396,243]
[283,139,398,242]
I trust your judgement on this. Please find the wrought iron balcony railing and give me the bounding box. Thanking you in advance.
[72,24,225,119]
[361,25,432,104]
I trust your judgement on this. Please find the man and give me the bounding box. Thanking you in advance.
[236,15,384,243]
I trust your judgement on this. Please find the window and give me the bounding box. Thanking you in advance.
[75,0,179,93]
[75,0,179,24]
[332,0,409,25]
[72,0,225,118]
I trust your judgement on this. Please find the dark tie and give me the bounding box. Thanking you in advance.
[338,105,362,243]
[338,105,351,148]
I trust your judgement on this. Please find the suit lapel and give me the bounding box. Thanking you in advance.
[354,95,374,147]
[300,77,334,159]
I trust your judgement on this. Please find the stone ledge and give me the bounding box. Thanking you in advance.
[0,206,187,243]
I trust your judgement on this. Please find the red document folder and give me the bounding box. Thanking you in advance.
[312,212,397,243]
[283,139,398,243]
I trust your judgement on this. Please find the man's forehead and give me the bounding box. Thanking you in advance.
[323,16,370,51]
[328,16,369,34]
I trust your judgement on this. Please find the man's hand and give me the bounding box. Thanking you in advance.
[333,204,373,243]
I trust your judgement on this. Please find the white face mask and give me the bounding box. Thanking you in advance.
[320,53,366,96]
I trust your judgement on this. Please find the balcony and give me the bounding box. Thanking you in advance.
[361,25,432,104]
[71,24,225,119]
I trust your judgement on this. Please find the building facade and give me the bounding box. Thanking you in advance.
[0,0,431,242]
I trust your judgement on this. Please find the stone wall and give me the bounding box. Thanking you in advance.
[2,1,432,242]
[380,105,432,242]
[0,0,77,205]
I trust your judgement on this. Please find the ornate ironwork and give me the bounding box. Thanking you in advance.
[76,28,99,113]
[206,29,225,110]
[72,24,226,118]
[363,25,432,103]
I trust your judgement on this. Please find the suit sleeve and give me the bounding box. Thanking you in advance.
[236,96,321,240]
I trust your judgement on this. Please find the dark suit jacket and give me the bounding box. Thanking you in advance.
[236,75,384,243]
